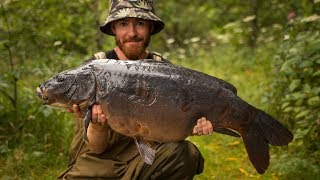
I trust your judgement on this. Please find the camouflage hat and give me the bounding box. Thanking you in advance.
[100,0,165,36]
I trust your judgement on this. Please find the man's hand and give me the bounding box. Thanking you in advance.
[89,105,110,153]
[66,104,107,124]
[66,104,83,119]
[91,105,107,126]
[192,117,214,136]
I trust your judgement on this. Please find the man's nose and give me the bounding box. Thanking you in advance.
[127,23,138,37]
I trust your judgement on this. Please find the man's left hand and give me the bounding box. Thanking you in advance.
[192,117,213,136]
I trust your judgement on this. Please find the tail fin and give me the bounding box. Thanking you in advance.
[242,110,293,174]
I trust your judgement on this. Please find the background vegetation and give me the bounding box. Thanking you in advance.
[0,0,319,179]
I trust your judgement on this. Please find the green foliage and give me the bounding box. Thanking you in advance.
[0,0,319,179]
[271,155,319,179]
[268,15,320,178]
[152,0,319,51]
[0,0,103,178]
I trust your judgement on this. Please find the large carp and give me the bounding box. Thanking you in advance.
[36,59,293,174]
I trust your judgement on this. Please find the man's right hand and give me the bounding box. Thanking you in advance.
[66,104,109,129]
[66,104,107,124]
[91,105,107,125]
[88,105,110,153]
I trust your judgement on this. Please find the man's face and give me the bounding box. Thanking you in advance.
[112,18,152,60]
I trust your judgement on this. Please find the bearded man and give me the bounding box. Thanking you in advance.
[59,0,213,179]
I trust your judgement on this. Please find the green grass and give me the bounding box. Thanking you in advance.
[0,108,74,179]
[0,44,285,179]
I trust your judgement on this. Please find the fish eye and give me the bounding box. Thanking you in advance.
[54,75,66,82]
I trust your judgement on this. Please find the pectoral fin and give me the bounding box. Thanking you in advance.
[134,137,156,165]
[83,107,92,142]
[214,127,241,137]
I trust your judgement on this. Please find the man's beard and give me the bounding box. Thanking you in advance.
[116,36,150,60]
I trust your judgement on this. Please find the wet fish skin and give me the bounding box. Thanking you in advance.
[92,60,239,142]
[36,59,293,174]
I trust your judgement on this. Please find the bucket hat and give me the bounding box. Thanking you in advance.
[100,0,165,36]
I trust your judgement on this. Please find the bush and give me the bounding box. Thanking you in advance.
[269,15,320,178]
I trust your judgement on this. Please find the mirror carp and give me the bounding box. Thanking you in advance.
[36,59,293,174]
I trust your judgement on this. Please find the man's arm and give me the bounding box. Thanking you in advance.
[87,105,110,154]
[68,104,111,154]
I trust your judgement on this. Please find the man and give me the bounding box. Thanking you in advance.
[59,0,213,179]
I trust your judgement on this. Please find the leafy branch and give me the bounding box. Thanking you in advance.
[1,3,18,110]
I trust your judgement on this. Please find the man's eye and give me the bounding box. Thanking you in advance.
[136,21,146,26]
[119,22,127,26]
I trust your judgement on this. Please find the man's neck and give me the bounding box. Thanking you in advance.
[114,47,148,60]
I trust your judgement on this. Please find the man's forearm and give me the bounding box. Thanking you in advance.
[87,123,111,154]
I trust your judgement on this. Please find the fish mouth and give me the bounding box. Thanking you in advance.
[36,86,49,104]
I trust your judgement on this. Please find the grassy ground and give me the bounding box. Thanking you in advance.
[0,44,284,179]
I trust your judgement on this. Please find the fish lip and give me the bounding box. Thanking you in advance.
[36,86,49,104]
[36,87,42,98]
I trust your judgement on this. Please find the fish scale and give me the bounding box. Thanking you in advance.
[36,59,293,174]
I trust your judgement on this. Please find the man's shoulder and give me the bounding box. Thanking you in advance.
[149,51,171,64]
[93,51,107,59]
[93,50,117,60]
[84,50,117,63]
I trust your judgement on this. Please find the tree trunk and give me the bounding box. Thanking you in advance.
[93,0,103,50]
[1,4,17,111]
[249,0,259,49]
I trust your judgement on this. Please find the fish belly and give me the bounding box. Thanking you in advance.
[99,79,199,142]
